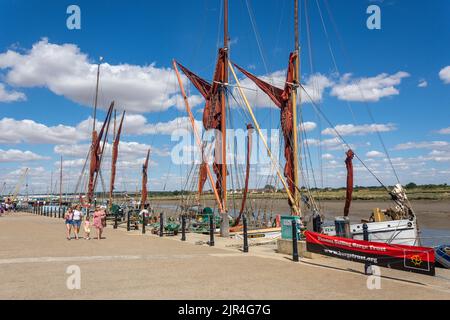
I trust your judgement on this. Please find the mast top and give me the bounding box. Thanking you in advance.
[294,0,299,53]
[224,0,229,50]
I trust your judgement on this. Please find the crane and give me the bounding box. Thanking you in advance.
[10,168,29,203]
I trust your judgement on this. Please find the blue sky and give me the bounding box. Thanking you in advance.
[0,0,449,195]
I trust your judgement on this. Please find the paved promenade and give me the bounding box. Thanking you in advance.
[0,212,449,299]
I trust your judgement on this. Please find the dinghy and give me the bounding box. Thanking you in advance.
[435,245,450,268]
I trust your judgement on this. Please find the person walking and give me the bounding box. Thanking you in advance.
[72,205,82,240]
[93,206,106,240]
[83,214,91,240]
[64,207,74,240]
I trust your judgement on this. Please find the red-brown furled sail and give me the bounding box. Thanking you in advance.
[198,144,208,204]
[110,110,125,204]
[234,53,298,207]
[141,149,150,210]
[234,123,254,226]
[175,0,230,236]
[87,102,114,203]
[344,149,354,216]
[176,51,228,207]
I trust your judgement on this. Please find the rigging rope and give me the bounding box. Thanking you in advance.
[301,83,390,191]
[321,0,401,185]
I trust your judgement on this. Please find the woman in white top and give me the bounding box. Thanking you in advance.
[72,205,83,240]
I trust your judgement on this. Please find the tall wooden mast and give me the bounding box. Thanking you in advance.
[110,109,117,209]
[220,0,229,236]
[59,156,63,206]
[291,0,301,216]
[92,57,102,131]
[88,57,103,204]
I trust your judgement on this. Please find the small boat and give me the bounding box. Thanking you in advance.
[435,245,450,268]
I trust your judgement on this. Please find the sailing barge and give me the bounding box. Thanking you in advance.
[172,0,423,247]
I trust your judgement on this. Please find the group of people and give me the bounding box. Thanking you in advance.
[0,201,16,215]
[64,205,107,240]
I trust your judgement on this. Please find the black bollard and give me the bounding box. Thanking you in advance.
[159,212,164,237]
[243,215,249,253]
[181,215,186,241]
[142,214,146,234]
[114,213,118,229]
[292,219,299,262]
[209,214,215,247]
[126,209,131,231]
[363,223,372,275]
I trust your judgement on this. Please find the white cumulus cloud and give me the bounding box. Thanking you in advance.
[0,38,201,113]
[0,117,89,144]
[299,121,317,132]
[439,66,450,84]
[418,80,428,88]
[437,127,450,135]
[330,72,410,102]
[322,123,396,136]
[394,141,450,151]
[0,149,48,162]
[366,150,385,158]
[0,83,25,102]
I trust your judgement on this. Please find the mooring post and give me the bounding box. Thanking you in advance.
[209,214,215,246]
[363,223,372,275]
[114,213,118,229]
[142,213,146,234]
[126,209,131,232]
[181,215,186,241]
[159,212,164,237]
[243,215,249,253]
[292,219,299,262]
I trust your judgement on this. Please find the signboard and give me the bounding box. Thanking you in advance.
[305,231,435,276]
